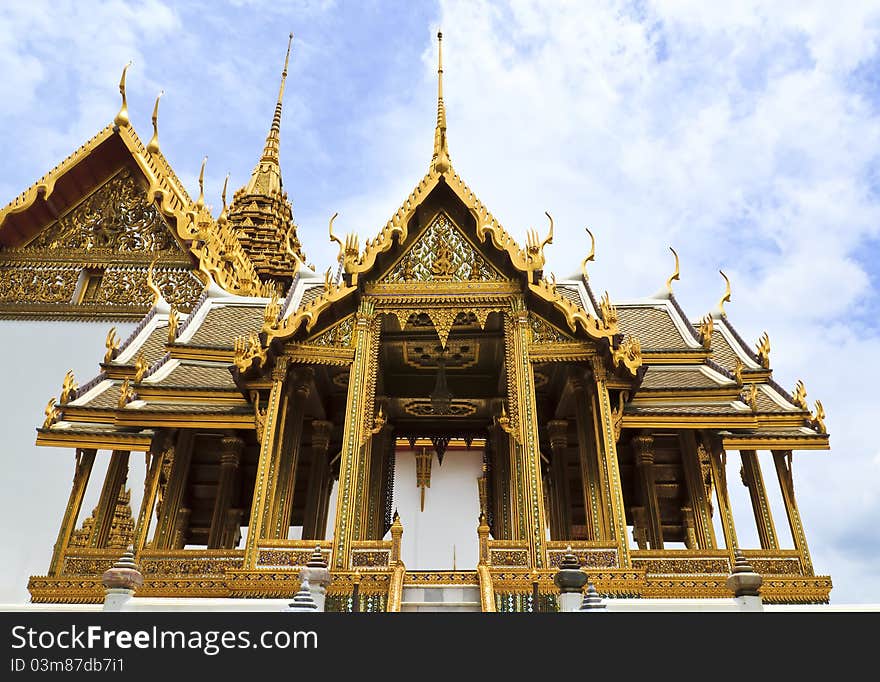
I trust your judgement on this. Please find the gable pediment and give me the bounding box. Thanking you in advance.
[378,210,507,284]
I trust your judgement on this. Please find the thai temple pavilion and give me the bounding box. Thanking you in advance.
[5,34,831,609]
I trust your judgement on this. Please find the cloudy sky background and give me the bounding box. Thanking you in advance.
[1,0,879,604]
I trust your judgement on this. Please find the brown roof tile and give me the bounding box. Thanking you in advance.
[617,306,691,350]
[152,363,236,390]
[187,305,265,348]
[640,367,724,390]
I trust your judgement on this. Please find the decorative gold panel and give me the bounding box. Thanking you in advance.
[23,169,176,253]
[402,339,478,369]
[382,212,502,283]
[401,399,479,418]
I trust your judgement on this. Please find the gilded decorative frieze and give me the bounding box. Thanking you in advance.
[633,557,730,575]
[489,549,530,567]
[350,550,391,569]
[546,549,618,569]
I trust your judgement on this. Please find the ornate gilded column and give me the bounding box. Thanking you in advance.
[740,450,779,550]
[243,357,289,567]
[302,420,333,540]
[634,432,663,549]
[505,305,549,568]
[90,450,131,548]
[571,374,605,540]
[208,435,244,548]
[132,441,167,557]
[331,300,377,570]
[49,449,96,575]
[678,430,717,549]
[703,433,738,563]
[153,430,194,550]
[588,357,630,567]
[773,451,814,575]
[547,419,572,540]
[271,367,313,539]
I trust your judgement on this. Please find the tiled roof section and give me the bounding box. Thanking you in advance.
[120,326,169,367]
[617,306,691,350]
[117,309,158,355]
[187,305,265,348]
[556,283,585,309]
[625,403,744,415]
[299,283,324,308]
[640,367,724,390]
[77,383,119,409]
[668,294,701,343]
[754,388,794,413]
[707,331,741,369]
[154,363,236,390]
[132,402,251,415]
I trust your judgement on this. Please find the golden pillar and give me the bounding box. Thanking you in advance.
[740,450,779,550]
[244,356,289,568]
[208,435,244,548]
[153,430,194,550]
[634,432,663,549]
[773,450,814,575]
[678,430,717,549]
[89,450,130,548]
[132,442,166,557]
[571,374,606,540]
[49,448,95,575]
[331,300,377,570]
[302,420,333,540]
[703,433,738,563]
[546,419,571,539]
[271,367,313,539]
[589,356,630,567]
[506,306,549,568]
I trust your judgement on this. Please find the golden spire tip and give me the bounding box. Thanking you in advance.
[665,246,680,295]
[717,270,731,316]
[146,90,164,155]
[195,156,207,210]
[430,30,450,174]
[114,61,132,128]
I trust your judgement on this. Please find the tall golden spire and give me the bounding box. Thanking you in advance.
[430,31,451,174]
[243,33,293,195]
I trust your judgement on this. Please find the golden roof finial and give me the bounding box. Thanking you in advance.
[195,156,207,210]
[430,30,451,174]
[146,256,162,306]
[114,62,132,128]
[218,174,230,226]
[717,270,731,316]
[581,227,596,280]
[666,247,680,295]
[263,32,293,165]
[242,33,293,196]
[146,90,164,155]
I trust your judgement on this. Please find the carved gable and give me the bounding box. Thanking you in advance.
[381,212,505,284]
[0,167,203,319]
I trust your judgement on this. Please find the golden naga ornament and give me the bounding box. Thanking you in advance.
[717,270,731,316]
[43,397,59,430]
[59,370,78,404]
[117,378,134,409]
[698,314,713,350]
[733,357,744,386]
[744,383,759,413]
[665,246,680,295]
[104,327,120,364]
[146,90,163,155]
[581,227,596,280]
[792,380,808,410]
[114,62,132,128]
[133,353,149,383]
[167,306,179,344]
[756,331,771,369]
[811,400,827,434]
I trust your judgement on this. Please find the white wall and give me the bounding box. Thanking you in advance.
[389,448,483,570]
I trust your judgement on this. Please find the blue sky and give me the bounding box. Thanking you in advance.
[2,0,880,604]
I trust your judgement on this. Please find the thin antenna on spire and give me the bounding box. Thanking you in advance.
[430,30,451,174]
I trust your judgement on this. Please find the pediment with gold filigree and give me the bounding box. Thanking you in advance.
[379,211,506,284]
